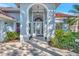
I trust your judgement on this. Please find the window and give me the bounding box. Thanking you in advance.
[29,23,31,34]
[56,23,63,30]
[16,23,20,32]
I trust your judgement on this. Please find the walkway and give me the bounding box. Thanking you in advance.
[0,38,79,56]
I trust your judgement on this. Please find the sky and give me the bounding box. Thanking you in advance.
[0,3,17,7]
[0,3,79,14]
[56,3,79,13]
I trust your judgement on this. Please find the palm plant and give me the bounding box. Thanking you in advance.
[70,5,79,13]
[66,4,79,32]
[66,17,76,26]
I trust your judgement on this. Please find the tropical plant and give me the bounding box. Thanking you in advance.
[50,30,76,49]
[70,5,79,13]
[72,31,79,39]
[5,31,19,42]
[67,4,79,31]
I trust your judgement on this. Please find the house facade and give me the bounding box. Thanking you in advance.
[20,3,61,42]
[0,3,78,42]
[55,13,70,31]
[0,7,20,42]
[55,13,79,32]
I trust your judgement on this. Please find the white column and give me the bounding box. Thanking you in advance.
[43,12,45,38]
[47,10,50,41]
[13,22,16,31]
[0,20,5,42]
[46,10,55,41]
[76,21,78,32]
[0,21,2,41]
[26,9,30,41]
[31,12,33,37]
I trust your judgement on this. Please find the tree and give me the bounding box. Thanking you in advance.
[67,5,79,32]
[70,5,79,13]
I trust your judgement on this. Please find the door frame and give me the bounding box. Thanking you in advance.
[34,21,43,36]
[27,4,49,40]
[32,12,44,37]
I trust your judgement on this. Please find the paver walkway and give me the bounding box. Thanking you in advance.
[0,38,79,56]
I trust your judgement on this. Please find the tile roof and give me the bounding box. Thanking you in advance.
[0,9,15,19]
[55,13,71,17]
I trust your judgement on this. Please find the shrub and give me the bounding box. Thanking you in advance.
[50,30,64,48]
[72,32,79,39]
[17,32,20,39]
[5,31,19,42]
[50,30,76,49]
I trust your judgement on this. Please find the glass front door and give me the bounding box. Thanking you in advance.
[34,22,43,37]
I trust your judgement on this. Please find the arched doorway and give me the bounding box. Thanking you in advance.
[34,17,43,37]
[28,4,48,39]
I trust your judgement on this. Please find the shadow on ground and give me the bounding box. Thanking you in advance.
[27,38,62,56]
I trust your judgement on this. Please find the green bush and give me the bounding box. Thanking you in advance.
[5,32,19,42]
[50,30,76,49]
[72,32,79,39]
[17,32,20,39]
[50,30,64,48]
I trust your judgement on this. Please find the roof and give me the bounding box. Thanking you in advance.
[0,9,16,19]
[0,7,20,13]
[55,13,72,17]
[0,13,16,21]
[0,9,16,21]
[55,12,79,20]
[55,12,79,18]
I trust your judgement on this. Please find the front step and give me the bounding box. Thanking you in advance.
[31,37,47,42]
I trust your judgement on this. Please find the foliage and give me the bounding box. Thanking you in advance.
[56,23,63,30]
[69,5,79,13]
[50,30,76,49]
[66,4,79,31]
[71,32,79,39]
[17,32,20,39]
[66,17,77,25]
[5,31,19,42]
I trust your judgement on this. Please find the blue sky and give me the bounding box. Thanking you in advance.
[0,3,79,14]
[56,3,79,13]
[0,3,17,7]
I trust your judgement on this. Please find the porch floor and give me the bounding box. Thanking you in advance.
[0,38,79,56]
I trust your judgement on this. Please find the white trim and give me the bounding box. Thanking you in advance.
[55,20,64,23]
[27,3,49,12]
[27,3,48,40]
[32,10,33,35]
[55,17,67,19]
[34,22,43,35]
[13,22,16,31]
[20,35,24,43]
[0,21,5,42]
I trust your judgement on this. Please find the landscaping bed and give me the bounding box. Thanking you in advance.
[49,30,79,53]
[4,31,20,42]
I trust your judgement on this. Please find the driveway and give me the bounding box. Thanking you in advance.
[0,38,79,56]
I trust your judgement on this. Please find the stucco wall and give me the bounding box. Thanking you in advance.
[7,13,20,22]
[20,3,55,42]
[0,20,16,42]
[0,20,5,42]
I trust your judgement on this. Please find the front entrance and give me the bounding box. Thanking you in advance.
[34,19,43,37]
[28,4,47,40]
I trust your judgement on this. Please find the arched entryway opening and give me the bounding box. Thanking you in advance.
[28,4,48,40]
